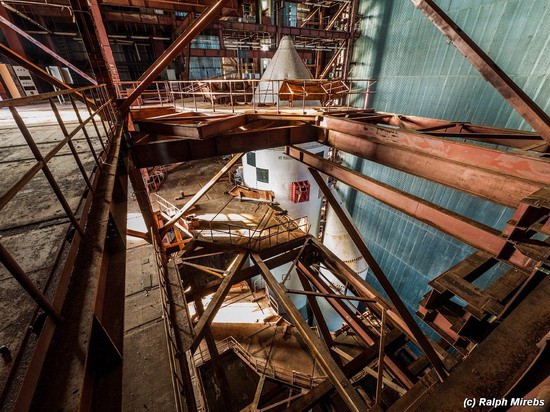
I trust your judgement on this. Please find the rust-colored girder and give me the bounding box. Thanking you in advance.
[120,0,229,112]
[411,0,550,143]
[131,123,320,167]
[251,253,368,412]
[136,114,247,139]
[320,116,550,207]
[160,153,244,235]
[287,146,536,271]
[189,252,248,353]
[0,14,97,84]
[0,44,92,105]
[296,261,416,388]
[69,0,119,99]
[381,113,547,151]
[308,170,448,381]
[289,329,403,411]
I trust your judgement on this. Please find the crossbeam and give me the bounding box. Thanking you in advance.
[0,15,97,84]
[251,253,367,412]
[287,146,536,271]
[411,0,550,143]
[120,0,229,111]
[320,116,550,207]
[160,153,243,235]
[189,252,247,352]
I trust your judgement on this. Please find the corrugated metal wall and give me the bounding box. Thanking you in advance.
[343,1,549,315]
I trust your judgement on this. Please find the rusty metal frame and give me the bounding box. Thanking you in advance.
[320,115,550,208]
[296,260,417,389]
[0,43,93,104]
[161,153,244,235]
[411,0,550,143]
[286,146,538,271]
[119,0,229,112]
[0,14,97,84]
[131,123,320,167]
[0,84,121,410]
[189,251,248,352]
[251,252,368,412]
[308,168,447,380]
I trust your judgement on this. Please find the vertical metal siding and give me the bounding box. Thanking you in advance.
[341,0,548,318]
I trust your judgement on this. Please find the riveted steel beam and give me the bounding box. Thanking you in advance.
[120,0,229,112]
[412,0,550,143]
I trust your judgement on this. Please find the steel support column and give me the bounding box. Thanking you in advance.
[412,0,550,143]
[0,6,25,56]
[69,0,119,98]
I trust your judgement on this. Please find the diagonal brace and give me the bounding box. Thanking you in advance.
[309,167,448,381]
[251,253,367,412]
[189,251,248,352]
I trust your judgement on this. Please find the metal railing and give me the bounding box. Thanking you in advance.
[150,192,179,217]
[195,216,310,251]
[194,336,326,389]
[153,233,208,412]
[0,84,117,312]
[115,78,376,113]
[0,84,119,406]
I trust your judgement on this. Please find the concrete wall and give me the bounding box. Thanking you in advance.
[343,0,549,314]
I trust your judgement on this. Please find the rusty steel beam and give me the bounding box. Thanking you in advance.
[381,114,546,151]
[189,274,233,408]
[136,114,247,139]
[0,14,97,84]
[0,6,25,56]
[0,44,92,104]
[251,253,368,412]
[160,153,244,235]
[296,261,416,389]
[289,330,403,411]
[285,289,377,302]
[295,270,336,355]
[120,0,229,112]
[69,0,119,99]
[190,252,248,353]
[310,167,450,380]
[288,147,535,271]
[131,124,320,167]
[100,0,237,13]
[0,242,61,321]
[411,0,550,143]
[28,123,126,410]
[320,116,550,208]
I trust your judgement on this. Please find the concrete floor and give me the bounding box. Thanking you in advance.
[121,196,175,411]
[119,154,335,410]
[0,103,105,402]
